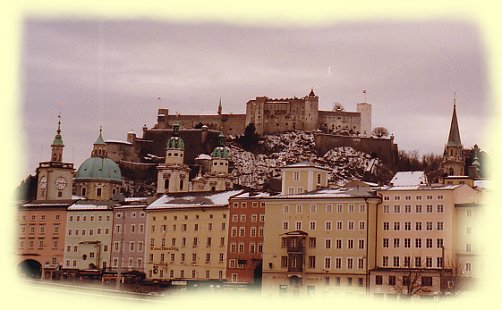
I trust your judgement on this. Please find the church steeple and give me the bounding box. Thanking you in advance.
[446,94,462,147]
[217,98,222,115]
[442,94,465,177]
[51,114,64,162]
[91,126,108,158]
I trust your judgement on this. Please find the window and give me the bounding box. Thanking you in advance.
[426,221,433,230]
[308,237,317,248]
[467,210,472,217]
[326,205,333,213]
[310,221,316,230]
[437,238,444,248]
[325,221,332,230]
[348,221,354,230]
[466,243,472,252]
[393,238,399,248]
[426,239,433,248]
[415,222,422,231]
[404,238,411,248]
[415,238,422,248]
[347,239,354,249]
[437,257,443,268]
[336,239,342,249]
[293,171,300,181]
[324,257,331,270]
[415,257,422,267]
[358,239,365,250]
[394,222,400,230]
[388,276,396,285]
[250,227,257,237]
[422,276,432,286]
[393,256,399,267]
[382,256,389,267]
[383,238,389,248]
[383,205,389,213]
[416,205,422,213]
[281,256,288,268]
[359,221,365,230]
[466,262,472,271]
[359,204,366,213]
[220,237,225,247]
[427,205,433,213]
[394,205,400,213]
[336,221,342,230]
[348,204,355,213]
[437,205,444,213]
[308,256,316,269]
[405,222,411,230]
[283,205,289,213]
[296,205,302,213]
[240,215,246,222]
[426,257,432,268]
[325,239,332,249]
[251,215,258,222]
[295,221,302,230]
[383,222,389,230]
[347,258,353,269]
[437,222,444,230]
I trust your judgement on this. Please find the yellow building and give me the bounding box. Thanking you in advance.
[144,190,243,284]
[63,201,117,275]
[280,162,329,195]
[369,183,482,299]
[261,163,380,296]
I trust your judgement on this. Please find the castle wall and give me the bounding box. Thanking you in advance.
[314,133,398,169]
[318,110,361,134]
[155,110,246,136]
[107,141,140,163]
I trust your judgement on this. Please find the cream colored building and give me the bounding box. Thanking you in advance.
[63,201,116,271]
[280,162,329,195]
[369,183,482,299]
[261,163,380,296]
[144,190,243,283]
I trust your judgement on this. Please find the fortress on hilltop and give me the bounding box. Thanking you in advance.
[154,89,372,137]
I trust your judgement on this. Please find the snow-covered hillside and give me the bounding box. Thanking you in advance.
[229,131,385,189]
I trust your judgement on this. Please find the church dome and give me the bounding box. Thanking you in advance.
[167,123,184,150]
[211,133,230,158]
[76,157,122,182]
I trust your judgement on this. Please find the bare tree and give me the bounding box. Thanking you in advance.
[393,266,433,298]
[372,127,389,138]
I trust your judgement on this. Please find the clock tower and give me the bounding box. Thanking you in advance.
[36,115,75,200]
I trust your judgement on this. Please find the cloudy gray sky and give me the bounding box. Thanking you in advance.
[21,19,490,178]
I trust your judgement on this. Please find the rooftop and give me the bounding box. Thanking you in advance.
[147,190,244,210]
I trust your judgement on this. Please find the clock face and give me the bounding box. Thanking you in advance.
[55,177,67,190]
[40,176,47,189]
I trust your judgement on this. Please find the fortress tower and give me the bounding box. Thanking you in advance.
[357,102,372,137]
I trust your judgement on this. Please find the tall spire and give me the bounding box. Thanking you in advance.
[446,94,462,147]
[217,98,222,115]
[51,114,64,162]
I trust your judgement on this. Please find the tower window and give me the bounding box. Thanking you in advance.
[97,188,102,197]
[180,180,184,190]
[165,179,169,191]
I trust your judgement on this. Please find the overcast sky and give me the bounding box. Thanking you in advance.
[21,19,490,178]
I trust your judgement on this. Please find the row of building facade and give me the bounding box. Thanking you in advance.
[17,103,484,299]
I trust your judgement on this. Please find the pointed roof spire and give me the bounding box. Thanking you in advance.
[309,87,316,97]
[52,113,64,146]
[446,94,462,147]
[94,126,106,145]
[217,97,222,115]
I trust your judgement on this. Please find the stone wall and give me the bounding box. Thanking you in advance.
[314,133,399,169]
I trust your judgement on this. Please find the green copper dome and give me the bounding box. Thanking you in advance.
[167,123,184,150]
[76,157,122,182]
[211,133,230,158]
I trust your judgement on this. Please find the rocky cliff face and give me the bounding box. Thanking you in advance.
[228,131,390,189]
[122,131,391,195]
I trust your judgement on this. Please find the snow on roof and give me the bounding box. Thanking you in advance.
[282,162,331,171]
[232,192,271,198]
[124,197,148,202]
[114,204,146,209]
[271,187,376,199]
[195,154,212,160]
[105,140,132,145]
[147,190,244,210]
[68,204,112,210]
[379,184,460,191]
[474,180,488,189]
[390,171,427,186]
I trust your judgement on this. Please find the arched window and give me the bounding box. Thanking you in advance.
[449,168,454,176]
[180,179,184,190]
[165,179,169,192]
[82,187,87,197]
